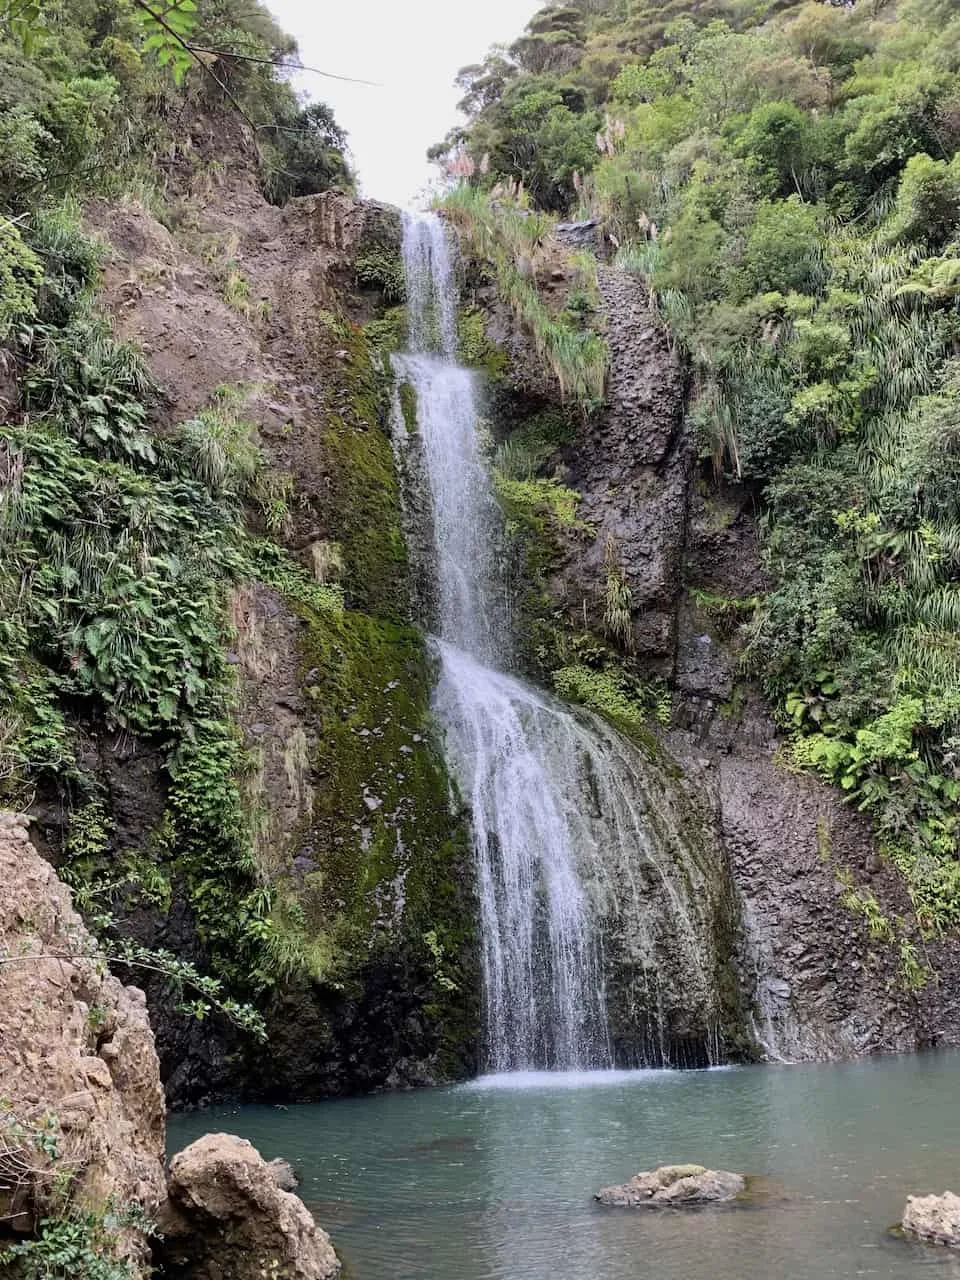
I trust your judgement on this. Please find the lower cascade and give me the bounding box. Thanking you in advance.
[434,642,611,1071]
[393,211,729,1073]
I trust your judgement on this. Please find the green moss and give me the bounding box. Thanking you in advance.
[494,473,585,530]
[292,602,478,1059]
[398,380,418,433]
[263,307,479,1069]
[457,305,508,377]
[320,325,409,620]
[489,434,597,679]
[691,588,760,639]
[553,664,657,751]
[364,304,407,354]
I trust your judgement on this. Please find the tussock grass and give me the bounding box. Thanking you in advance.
[438,185,608,411]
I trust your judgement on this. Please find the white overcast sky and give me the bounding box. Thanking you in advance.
[267,0,542,207]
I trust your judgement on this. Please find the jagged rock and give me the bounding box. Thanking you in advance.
[156,1133,340,1279]
[901,1191,960,1246]
[267,1157,300,1192]
[556,266,688,672]
[0,811,165,1265]
[596,1164,745,1207]
[554,218,607,253]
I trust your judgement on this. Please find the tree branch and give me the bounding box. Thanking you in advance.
[186,46,380,87]
[131,0,258,133]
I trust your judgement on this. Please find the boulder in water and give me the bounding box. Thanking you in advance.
[596,1163,745,1207]
[155,1133,340,1278]
[901,1191,960,1246]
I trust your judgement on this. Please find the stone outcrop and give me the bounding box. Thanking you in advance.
[558,266,688,674]
[156,1133,340,1279]
[0,812,165,1267]
[596,1164,745,1207]
[0,812,342,1276]
[901,1191,960,1247]
[267,1157,300,1192]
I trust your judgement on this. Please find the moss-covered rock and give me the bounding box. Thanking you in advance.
[245,316,480,1093]
[241,598,478,1096]
[318,325,409,620]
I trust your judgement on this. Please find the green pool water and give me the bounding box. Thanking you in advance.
[167,1053,960,1280]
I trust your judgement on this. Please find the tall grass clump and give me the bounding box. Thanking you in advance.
[438,185,608,412]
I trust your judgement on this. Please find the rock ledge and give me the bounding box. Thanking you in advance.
[596,1163,746,1207]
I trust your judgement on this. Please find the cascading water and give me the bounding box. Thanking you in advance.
[392,211,729,1073]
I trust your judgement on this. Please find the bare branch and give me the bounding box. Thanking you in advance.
[186,45,381,87]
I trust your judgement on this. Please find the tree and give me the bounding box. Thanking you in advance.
[738,197,823,297]
[889,153,960,248]
[262,101,353,204]
[733,100,817,197]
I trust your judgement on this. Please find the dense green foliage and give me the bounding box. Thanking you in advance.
[0,200,348,1003]
[442,0,960,932]
[0,0,358,1001]
[0,0,352,216]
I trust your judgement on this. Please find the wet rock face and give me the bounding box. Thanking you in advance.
[596,1164,746,1207]
[0,812,165,1266]
[156,1133,340,1280]
[901,1192,960,1247]
[556,267,688,674]
[587,727,748,1069]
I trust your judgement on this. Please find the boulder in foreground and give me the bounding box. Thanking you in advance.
[0,812,165,1267]
[901,1191,960,1247]
[596,1163,746,1207]
[155,1132,340,1279]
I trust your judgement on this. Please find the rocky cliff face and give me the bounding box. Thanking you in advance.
[560,267,688,673]
[17,114,959,1104]
[0,812,165,1268]
[0,811,344,1275]
[476,232,960,1063]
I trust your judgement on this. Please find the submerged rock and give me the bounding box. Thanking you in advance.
[596,1164,745,1207]
[901,1191,960,1246]
[156,1133,340,1279]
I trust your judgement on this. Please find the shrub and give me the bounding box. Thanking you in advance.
[0,217,41,340]
[354,246,406,302]
[737,198,824,298]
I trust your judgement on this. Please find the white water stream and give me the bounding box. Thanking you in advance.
[392,212,720,1072]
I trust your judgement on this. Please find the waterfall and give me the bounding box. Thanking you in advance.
[392,211,726,1072]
